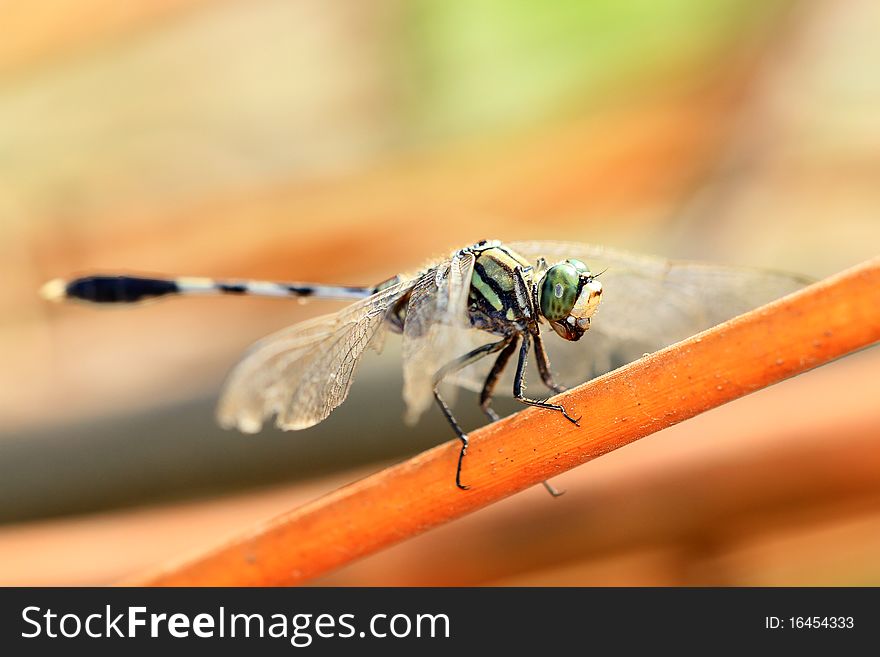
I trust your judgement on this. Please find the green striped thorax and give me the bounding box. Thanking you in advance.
[538,258,603,341]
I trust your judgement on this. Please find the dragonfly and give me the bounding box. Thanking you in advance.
[41,240,809,494]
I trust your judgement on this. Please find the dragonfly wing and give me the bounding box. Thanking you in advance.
[453,240,814,392]
[216,278,416,433]
[401,250,476,424]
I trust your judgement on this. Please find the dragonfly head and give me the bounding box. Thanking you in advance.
[537,259,603,341]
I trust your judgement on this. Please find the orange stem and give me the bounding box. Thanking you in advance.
[132,257,880,586]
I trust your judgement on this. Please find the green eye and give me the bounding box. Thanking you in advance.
[539,263,579,321]
[566,259,591,275]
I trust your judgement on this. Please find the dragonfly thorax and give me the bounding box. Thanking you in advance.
[467,243,535,333]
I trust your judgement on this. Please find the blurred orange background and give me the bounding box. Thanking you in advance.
[1,0,878,585]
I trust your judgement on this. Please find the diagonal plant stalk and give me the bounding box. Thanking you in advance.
[130,257,880,586]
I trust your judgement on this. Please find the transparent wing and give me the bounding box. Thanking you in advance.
[216,278,416,433]
[449,241,812,394]
[401,250,476,424]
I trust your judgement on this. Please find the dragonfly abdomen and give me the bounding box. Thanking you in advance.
[41,275,375,304]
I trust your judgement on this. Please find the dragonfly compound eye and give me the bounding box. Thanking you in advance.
[539,263,580,321]
[565,258,591,275]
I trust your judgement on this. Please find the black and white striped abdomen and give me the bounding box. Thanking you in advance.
[41,275,375,304]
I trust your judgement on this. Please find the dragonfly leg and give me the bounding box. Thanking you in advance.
[542,480,566,497]
[513,332,580,425]
[432,389,471,490]
[479,335,520,422]
[433,338,513,490]
[512,332,575,498]
[533,330,567,394]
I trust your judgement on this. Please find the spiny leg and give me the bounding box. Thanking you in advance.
[514,264,566,396]
[513,332,580,425]
[432,390,471,491]
[513,333,578,497]
[473,334,567,497]
[535,331,574,497]
[433,338,512,490]
[479,334,520,422]
[542,481,565,497]
[534,330,566,394]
